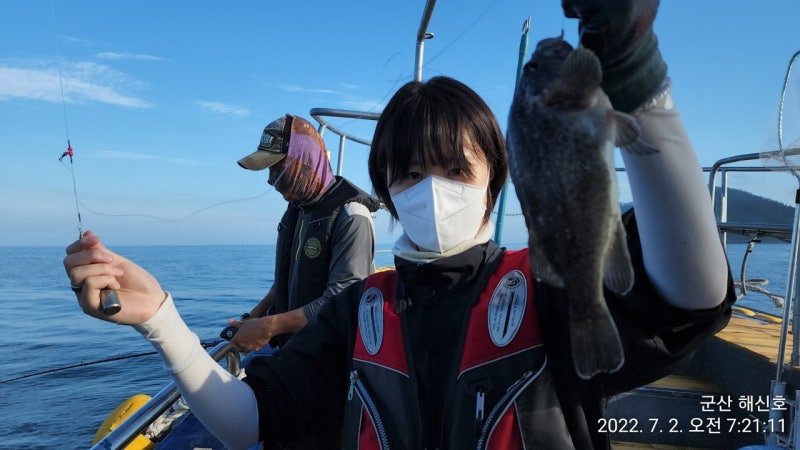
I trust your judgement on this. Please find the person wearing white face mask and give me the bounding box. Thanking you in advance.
[391,172,491,256]
[64,2,736,447]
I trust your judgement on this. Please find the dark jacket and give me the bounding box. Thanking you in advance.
[244,211,735,449]
[270,176,379,346]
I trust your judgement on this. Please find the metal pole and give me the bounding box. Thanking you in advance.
[337,135,346,176]
[768,190,800,446]
[791,189,800,366]
[414,0,437,82]
[495,16,531,244]
[720,169,728,248]
[775,189,800,378]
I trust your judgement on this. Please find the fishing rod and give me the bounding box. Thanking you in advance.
[51,2,121,315]
[0,340,223,385]
[495,16,531,244]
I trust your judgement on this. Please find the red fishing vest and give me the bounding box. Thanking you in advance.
[341,249,572,449]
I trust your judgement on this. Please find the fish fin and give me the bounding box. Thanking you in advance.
[611,110,641,148]
[561,47,602,88]
[570,304,625,379]
[528,245,565,289]
[603,219,635,295]
[545,48,602,109]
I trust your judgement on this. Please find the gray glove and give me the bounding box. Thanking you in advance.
[562,0,667,112]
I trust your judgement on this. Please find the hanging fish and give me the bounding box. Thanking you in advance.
[507,36,640,379]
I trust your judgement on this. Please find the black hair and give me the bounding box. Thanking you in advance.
[368,76,508,222]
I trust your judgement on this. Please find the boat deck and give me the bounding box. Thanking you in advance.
[611,311,800,449]
[717,313,793,365]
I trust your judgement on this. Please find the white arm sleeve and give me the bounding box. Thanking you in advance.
[621,80,729,310]
[134,294,260,450]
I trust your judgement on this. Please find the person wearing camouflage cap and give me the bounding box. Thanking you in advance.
[228,114,380,351]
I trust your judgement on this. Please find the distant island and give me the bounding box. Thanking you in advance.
[713,188,793,243]
[622,188,793,243]
[714,188,793,224]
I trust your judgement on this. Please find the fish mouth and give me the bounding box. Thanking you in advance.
[538,40,573,59]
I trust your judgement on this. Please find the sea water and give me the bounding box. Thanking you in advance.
[0,245,395,449]
[0,242,791,449]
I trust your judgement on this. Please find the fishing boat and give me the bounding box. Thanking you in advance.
[86,125,800,450]
[86,154,800,450]
[86,2,800,449]
[606,150,800,450]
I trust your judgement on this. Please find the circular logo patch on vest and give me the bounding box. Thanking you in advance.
[304,237,322,259]
[358,287,384,355]
[488,269,527,347]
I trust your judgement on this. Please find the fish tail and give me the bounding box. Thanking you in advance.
[570,305,624,379]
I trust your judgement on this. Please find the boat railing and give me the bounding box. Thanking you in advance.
[89,341,241,450]
[707,154,797,307]
[705,152,800,426]
[708,152,797,245]
[309,107,380,177]
[308,108,398,263]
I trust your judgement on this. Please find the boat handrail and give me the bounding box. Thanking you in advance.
[717,221,793,243]
[89,341,241,450]
[310,107,380,146]
[706,150,800,415]
[309,107,381,177]
[706,150,800,193]
[705,153,799,245]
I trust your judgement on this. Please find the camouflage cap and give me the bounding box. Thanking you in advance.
[237,114,292,171]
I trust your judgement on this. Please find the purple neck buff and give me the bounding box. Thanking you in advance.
[273,117,334,204]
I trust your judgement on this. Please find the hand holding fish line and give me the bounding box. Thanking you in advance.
[52,4,123,316]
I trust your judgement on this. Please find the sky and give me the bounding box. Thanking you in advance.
[2,0,800,247]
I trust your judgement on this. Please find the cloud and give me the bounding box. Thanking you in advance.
[60,35,92,47]
[96,150,205,166]
[279,83,342,96]
[278,82,384,113]
[96,52,168,62]
[338,98,385,112]
[0,60,150,108]
[195,101,250,117]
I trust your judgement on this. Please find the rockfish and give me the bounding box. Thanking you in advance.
[506,37,640,379]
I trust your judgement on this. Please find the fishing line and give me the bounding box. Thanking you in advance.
[0,340,222,385]
[50,1,276,230]
[51,1,83,239]
[58,183,274,223]
[321,0,500,137]
[51,2,124,314]
[423,0,501,67]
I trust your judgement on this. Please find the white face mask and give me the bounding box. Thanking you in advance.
[390,175,488,253]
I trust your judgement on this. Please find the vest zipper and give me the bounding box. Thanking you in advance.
[475,370,534,449]
[474,388,485,437]
[294,216,305,261]
[348,369,391,449]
